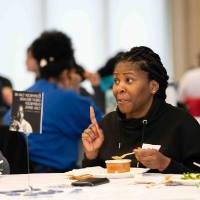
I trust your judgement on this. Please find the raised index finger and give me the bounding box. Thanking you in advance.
[90,106,101,133]
[90,106,97,125]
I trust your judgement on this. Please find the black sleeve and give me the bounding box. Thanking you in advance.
[82,154,105,168]
[164,115,200,174]
[162,160,197,174]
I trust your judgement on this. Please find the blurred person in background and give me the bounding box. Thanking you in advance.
[84,52,124,114]
[25,45,39,80]
[25,33,118,115]
[82,46,200,174]
[26,35,96,102]
[3,30,102,173]
[0,75,12,123]
[177,53,200,122]
[71,62,105,113]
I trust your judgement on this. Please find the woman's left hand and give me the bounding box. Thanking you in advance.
[134,148,171,171]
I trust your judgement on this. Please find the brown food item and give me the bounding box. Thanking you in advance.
[105,159,131,173]
[67,174,94,180]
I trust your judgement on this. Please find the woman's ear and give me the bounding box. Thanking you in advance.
[150,80,159,94]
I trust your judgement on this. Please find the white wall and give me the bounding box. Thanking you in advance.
[45,0,106,71]
[108,0,173,77]
[0,0,44,89]
[0,0,173,90]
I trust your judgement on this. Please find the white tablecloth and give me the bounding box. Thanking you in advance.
[0,173,200,200]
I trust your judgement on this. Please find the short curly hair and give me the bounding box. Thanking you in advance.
[116,46,169,100]
[31,30,74,79]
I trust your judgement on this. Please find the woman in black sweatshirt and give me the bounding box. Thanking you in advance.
[82,46,200,174]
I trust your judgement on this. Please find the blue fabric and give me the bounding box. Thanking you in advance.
[3,80,102,171]
[100,76,113,92]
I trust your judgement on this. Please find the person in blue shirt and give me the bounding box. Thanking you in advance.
[4,30,102,173]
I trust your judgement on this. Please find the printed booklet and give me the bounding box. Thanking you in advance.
[10,91,43,134]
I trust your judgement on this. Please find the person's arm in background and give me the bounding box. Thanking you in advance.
[92,87,105,114]
[84,72,106,114]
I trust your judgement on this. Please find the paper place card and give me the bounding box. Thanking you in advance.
[142,143,161,150]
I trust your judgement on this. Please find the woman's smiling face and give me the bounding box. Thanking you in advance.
[113,61,158,119]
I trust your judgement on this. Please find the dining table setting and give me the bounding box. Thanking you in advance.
[0,166,200,200]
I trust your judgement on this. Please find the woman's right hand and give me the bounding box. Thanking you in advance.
[82,106,104,159]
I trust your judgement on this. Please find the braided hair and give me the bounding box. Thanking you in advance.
[116,46,169,100]
[31,30,74,79]
[98,51,124,78]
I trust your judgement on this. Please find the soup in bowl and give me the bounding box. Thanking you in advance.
[105,159,131,173]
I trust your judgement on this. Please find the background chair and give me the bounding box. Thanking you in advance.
[185,98,200,117]
[0,125,28,174]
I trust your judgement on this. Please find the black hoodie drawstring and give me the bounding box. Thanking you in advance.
[141,119,148,146]
[137,119,148,168]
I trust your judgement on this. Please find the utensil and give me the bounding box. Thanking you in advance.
[112,152,135,160]
[193,162,200,168]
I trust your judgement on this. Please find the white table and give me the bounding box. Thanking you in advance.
[0,173,200,200]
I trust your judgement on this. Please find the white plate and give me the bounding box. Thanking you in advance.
[93,168,149,179]
[65,167,149,179]
[169,177,200,186]
[133,174,164,184]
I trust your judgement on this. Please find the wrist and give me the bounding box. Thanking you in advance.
[85,150,99,160]
[158,157,171,172]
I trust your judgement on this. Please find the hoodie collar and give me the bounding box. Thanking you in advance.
[117,97,166,127]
